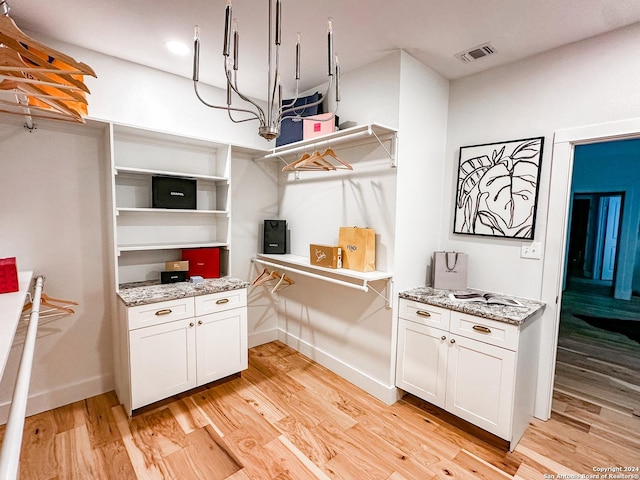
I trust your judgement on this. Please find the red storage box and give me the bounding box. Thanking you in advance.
[181,248,220,279]
[0,257,19,294]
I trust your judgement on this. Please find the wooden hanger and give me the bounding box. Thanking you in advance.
[271,273,295,293]
[0,15,96,77]
[282,150,336,171]
[252,269,281,286]
[0,11,95,124]
[22,292,77,315]
[321,148,353,170]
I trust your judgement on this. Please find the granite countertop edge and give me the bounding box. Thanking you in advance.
[117,277,250,307]
[398,286,545,326]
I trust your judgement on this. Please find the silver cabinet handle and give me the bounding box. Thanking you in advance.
[416,310,431,318]
[155,309,172,316]
[473,325,491,333]
[216,298,230,305]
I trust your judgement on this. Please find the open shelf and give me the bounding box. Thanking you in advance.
[254,254,393,307]
[259,123,398,163]
[118,241,228,253]
[116,208,229,215]
[114,166,227,183]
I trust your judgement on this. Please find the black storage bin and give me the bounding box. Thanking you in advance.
[152,176,197,210]
[263,220,287,254]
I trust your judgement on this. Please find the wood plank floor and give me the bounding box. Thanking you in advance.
[555,287,640,416]
[2,341,639,479]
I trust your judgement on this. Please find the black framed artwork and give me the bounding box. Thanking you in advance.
[453,136,544,239]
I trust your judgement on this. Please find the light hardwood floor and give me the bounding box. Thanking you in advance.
[555,286,640,416]
[2,341,639,479]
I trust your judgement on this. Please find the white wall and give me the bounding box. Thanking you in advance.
[0,37,277,421]
[443,22,640,417]
[0,119,112,420]
[394,51,450,293]
[272,53,402,402]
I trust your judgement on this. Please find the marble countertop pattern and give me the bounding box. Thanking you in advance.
[117,277,249,307]
[399,286,545,326]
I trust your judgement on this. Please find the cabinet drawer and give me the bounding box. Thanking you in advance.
[450,312,519,351]
[127,298,195,331]
[399,299,450,330]
[195,288,247,316]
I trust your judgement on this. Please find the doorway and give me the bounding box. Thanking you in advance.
[538,119,640,420]
[541,130,640,419]
[566,192,624,294]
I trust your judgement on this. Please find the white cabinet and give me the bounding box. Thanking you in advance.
[109,123,254,286]
[117,288,247,414]
[396,299,539,450]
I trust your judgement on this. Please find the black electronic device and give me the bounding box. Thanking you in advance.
[160,271,188,284]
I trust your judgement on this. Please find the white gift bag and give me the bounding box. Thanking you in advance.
[433,251,468,290]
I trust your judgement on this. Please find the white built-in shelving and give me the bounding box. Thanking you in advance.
[109,123,246,287]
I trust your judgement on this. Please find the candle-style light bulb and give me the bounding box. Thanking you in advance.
[295,32,301,80]
[327,17,334,76]
[232,18,239,70]
[193,25,201,81]
[335,53,340,102]
[223,0,232,57]
[275,0,282,46]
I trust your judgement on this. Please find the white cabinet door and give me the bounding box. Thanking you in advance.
[396,318,448,408]
[195,307,248,385]
[129,318,197,410]
[445,334,516,438]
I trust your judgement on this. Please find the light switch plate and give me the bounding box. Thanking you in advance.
[521,242,542,259]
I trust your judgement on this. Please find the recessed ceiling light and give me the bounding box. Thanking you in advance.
[165,40,190,56]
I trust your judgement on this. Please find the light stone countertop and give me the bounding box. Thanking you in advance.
[399,286,545,326]
[117,277,249,307]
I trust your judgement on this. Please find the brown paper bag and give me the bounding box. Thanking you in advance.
[433,251,468,290]
[338,226,376,272]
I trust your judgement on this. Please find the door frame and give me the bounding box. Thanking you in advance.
[537,116,640,419]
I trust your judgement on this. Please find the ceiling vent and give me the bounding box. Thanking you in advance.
[455,42,498,63]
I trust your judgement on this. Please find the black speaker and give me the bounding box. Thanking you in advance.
[152,176,197,209]
[263,220,287,254]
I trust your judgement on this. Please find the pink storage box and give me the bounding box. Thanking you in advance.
[303,113,335,140]
[0,257,18,294]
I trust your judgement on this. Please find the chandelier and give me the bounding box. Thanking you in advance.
[192,0,340,141]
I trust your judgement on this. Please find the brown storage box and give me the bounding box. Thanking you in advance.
[165,260,189,271]
[309,244,342,269]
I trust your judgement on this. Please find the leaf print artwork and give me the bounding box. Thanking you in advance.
[453,137,544,239]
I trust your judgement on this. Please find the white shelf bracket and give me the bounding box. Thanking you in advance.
[369,127,397,168]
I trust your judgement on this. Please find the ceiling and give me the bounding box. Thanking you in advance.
[7,0,640,101]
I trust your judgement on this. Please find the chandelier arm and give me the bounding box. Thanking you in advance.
[193,81,262,121]
[225,69,267,124]
[280,82,300,111]
[226,109,262,124]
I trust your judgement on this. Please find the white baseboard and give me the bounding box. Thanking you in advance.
[278,329,402,405]
[248,328,279,348]
[0,373,114,425]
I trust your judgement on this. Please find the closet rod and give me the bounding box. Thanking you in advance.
[252,257,369,292]
[0,275,44,480]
